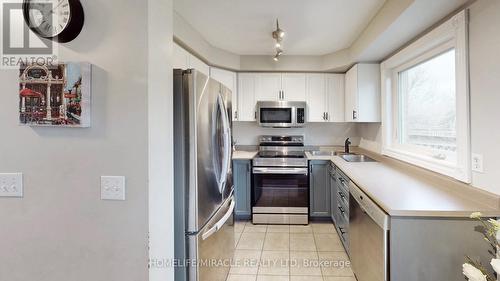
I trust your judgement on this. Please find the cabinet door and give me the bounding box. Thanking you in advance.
[309,161,331,217]
[306,74,327,122]
[327,74,345,122]
[357,64,381,122]
[238,73,257,121]
[211,68,238,121]
[255,73,281,101]
[233,160,251,218]
[173,42,189,69]
[281,73,306,101]
[344,65,359,122]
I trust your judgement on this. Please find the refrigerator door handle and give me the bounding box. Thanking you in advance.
[201,199,235,240]
[218,93,232,195]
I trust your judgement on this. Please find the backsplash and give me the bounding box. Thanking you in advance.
[233,121,360,146]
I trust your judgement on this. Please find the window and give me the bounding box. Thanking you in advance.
[398,49,457,163]
[381,11,470,182]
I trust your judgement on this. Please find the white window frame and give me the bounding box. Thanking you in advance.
[380,10,471,182]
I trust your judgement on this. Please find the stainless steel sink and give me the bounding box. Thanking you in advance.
[341,154,377,162]
[310,151,353,156]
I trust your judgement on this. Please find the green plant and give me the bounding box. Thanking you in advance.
[463,212,500,281]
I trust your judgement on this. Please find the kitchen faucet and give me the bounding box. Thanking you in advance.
[345,138,351,154]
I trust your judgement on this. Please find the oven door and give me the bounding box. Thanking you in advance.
[252,167,309,224]
[258,107,295,127]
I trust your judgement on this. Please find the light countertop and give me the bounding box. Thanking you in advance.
[306,150,500,217]
[232,150,258,160]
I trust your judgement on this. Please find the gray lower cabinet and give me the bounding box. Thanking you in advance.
[332,165,494,281]
[390,217,493,281]
[329,163,337,223]
[233,160,252,218]
[309,160,331,217]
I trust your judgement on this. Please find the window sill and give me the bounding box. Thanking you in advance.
[381,147,471,183]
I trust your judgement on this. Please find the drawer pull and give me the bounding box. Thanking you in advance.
[338,192,345,199]
[338,227,346,235]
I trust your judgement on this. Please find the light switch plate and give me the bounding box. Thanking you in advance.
[0,173,23,197]
[472,153,484,173]
[101,176,126,201]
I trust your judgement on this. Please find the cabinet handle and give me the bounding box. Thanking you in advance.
[282,90,285,100]
[325,112,329,121]
[235,110,238,120]
[338,192,345,200]
[353,110,357,120]
[339,227,346,235]
[254,111,257,120]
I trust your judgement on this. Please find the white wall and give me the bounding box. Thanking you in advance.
[174,12,240,70]
[358,0,500,195]
[468,0,500,195]
[0,1,152,281]
[233,122,359,146]
[148,0,174,281]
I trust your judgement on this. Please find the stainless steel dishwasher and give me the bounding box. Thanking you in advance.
[349,182,390,281]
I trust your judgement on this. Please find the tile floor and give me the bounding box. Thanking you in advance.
[228,221,356,281]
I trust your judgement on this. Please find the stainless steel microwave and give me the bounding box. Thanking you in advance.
[256,101,306,128]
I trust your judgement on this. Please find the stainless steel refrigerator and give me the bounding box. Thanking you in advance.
[174,69,235,281]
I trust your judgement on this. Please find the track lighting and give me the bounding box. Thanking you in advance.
[272,19,285,40]
[272,19,285,61]
[273,49,283,61]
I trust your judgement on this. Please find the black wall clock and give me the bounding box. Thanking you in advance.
[23,0,85,43]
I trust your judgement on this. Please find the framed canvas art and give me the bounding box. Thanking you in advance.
[19,62,91,127]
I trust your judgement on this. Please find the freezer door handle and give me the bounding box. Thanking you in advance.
[201,199,235,240]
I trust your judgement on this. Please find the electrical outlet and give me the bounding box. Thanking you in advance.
[0,173,23,197]
[472,153,484,173]
[101,176,126,201]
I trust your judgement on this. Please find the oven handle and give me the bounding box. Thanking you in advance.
[252,167,309,175]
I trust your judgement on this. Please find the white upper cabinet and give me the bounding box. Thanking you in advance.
[237,72,349,123]
[210,67,238,121]
[189,55,210,77]
[281,73,307,101]
[246,73,307,102]
[327,74,345,122]
[237,73,258,121]
[306,74,327,122]
[172,42,210,77]
[255,73,282,101]
[305,73,345,122]
[344,64,381,122]
[173,42,190,69]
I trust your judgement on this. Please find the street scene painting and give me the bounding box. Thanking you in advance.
[19,62,91,127]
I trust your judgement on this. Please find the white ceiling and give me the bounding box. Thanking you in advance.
[174,0,386,56]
